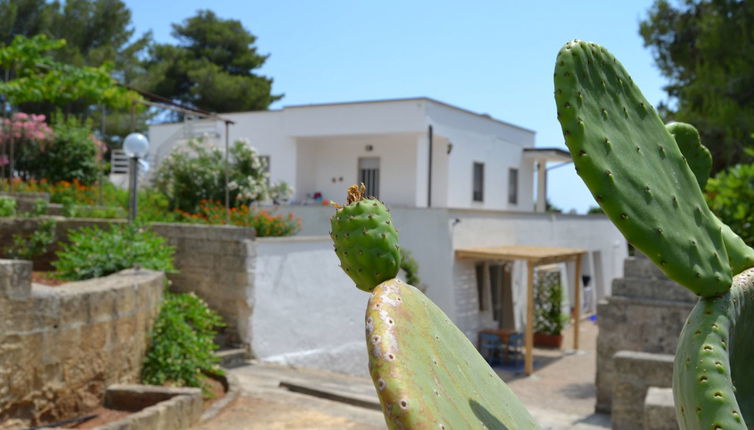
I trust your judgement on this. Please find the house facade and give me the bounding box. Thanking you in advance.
[140,98,627,374]
[146,97,567,211]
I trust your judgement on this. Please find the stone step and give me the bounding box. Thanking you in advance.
[623,255,667,280]
[611,277,697,303]
[216,348,250,369]
[644,387,677,430]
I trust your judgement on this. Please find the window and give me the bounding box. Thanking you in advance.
[472,162,484,202]
[508,168,518,205]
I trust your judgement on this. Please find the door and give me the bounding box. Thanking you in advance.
[358,157,380,198]
[490,264,516,330]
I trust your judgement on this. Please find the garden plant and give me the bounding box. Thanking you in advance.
[330,41,754,430]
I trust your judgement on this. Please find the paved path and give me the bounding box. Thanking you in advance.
[195,320,610,429]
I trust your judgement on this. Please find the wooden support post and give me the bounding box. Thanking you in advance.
[573,254,582,351]
[525,261,535,375]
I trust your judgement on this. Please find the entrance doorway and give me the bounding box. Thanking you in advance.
[358,157,380,198]
[476,262,515,330]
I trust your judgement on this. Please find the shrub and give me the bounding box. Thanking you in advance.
[142,291,224,392]
[175,200,301,236]
[153,139,293,212]
[6,219,56,260]
[399,248,421,286]
[15,115,104,185]
[533,272,568,336]
[0,196,16,217]
[53,223,175,281]
[706,162,754,246]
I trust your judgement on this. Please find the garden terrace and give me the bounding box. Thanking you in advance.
[0,261,164,425]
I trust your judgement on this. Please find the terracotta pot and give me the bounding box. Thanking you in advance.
[534,332,563,349]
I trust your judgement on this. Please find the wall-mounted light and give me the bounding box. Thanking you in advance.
[447,142,453,154]
[365,144,374,152]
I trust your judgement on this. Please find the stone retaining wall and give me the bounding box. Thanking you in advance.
[596,253,695,413]
[0,218,255,347]
[0,260,165,425]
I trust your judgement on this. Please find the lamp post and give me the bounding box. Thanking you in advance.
[123,133,149,223]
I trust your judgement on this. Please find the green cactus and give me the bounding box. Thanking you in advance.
[673,268,754,430]
[330,184,401,292]
[666,122,754,275]
[553,39,731,297]
[331,185,541,429]
[554,40,754,430]
[665,122,712,190]
[367,278,540,429]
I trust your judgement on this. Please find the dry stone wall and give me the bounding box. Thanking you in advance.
[0,260,164,425]
[0,218,256,347]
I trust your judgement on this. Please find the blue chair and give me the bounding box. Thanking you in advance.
[478,332,504,366]
[503,332,524,370]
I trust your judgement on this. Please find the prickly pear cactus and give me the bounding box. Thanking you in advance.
[331,185,541,429]
[367,278,540,429]
[330,184,400,291]
[673,268,754,429]
[553,39,731,297]
[666,122,754,275]
[666,122,712,190]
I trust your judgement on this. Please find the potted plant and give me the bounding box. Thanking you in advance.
[533,276,568,348]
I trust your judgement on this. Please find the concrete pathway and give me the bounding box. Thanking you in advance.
[195,321,610,430]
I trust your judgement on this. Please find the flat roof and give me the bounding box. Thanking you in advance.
[151,97,536,135]
[523,147,572,162]
[455,245,586,265]
[282,97,536,134]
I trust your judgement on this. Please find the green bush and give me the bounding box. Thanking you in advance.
[142,291,225,392]
[153,139,292,213]
[53,223,175,281]
[706,162,754,246]
[5,219,56,260]
[399,248,421,286]
[17,115,103,185]
[0,197,16,217]
[534,273,568,336]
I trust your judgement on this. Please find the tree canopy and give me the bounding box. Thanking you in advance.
[137,10,282,113]
[640,0,754,173]
[0,34,141,116]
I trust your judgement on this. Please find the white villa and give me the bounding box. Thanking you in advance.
[145,97,568,212]
[141,97,627,375]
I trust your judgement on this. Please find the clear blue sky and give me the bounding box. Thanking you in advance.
[126,0,666,213]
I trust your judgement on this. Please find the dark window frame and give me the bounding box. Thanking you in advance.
[508,168,518,205]
[472,162,484,202]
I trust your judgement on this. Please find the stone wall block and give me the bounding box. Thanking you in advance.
[644,387,678,430]
[611,351,674,430]
[0,260,31,300]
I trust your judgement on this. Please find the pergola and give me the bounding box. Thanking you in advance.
[455,245,587,375]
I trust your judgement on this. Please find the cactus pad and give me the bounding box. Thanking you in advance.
[666,122,712,190]
[673,267,754,429]
[331,184,400,292]
[667,122,754,275]
[554,40,731,297]
[366,278,541,429]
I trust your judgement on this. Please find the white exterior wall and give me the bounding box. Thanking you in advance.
[251,236,371,376]
[426,102,536,211]
[295,133,421,206]
[282,205,627,343]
